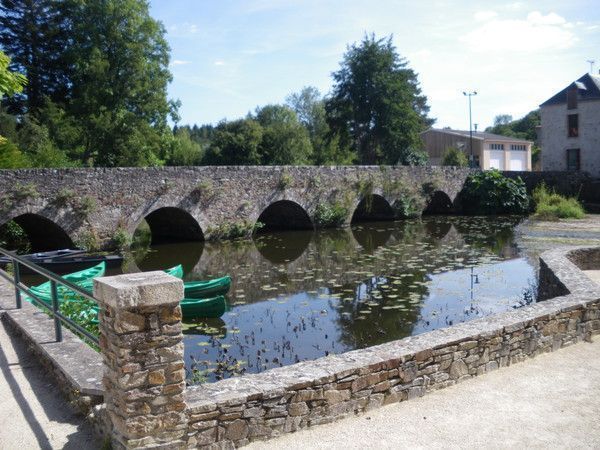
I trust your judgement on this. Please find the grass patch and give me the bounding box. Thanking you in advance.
[532,183,585,220]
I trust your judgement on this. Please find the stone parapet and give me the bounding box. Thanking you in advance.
[94,271,187,449]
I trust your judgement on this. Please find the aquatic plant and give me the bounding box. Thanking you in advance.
[459,170,529,215]
[532,183,585,220]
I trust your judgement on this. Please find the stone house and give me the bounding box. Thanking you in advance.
[420,128,532,171]
[539,73,600,176]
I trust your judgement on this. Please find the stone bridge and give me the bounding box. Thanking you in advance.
[0,166,592,251]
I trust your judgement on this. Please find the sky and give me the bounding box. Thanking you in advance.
[149,0,600,130]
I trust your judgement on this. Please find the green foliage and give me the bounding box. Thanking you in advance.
[314,201,349,228]
[278,171,293,190]
[442,146,468,167]
[486,110,540,142]
[0,50,26,98]
[167,127,203,166]
[326,34,432,165]
[255,104,312,165]
[203,119,263,165]
[53,188,77,207]
[194,180,214,200]
[75,229,101,252]
[0,135,28,168]
[0,220,30,253]
[1,0,176,167]
[532,183,585,220]
[13,182,39,201]
[286,86,354,165]
[382,177,426,218]
[77,196,97,218]
[460,170,529,215]
[112,227,131,252]
[355,178,374,212]
[59,298,99,337]
[207,221,264,241]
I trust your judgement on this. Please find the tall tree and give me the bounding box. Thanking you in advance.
[66,0,176,166]
[203,119,263,166]
[326,34,432,165]
[286,86,354,165]
[254,104,312,165]
[0,0,70,113]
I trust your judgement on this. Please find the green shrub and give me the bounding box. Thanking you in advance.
[532,183,585,220]
[53,188,77,207]
[442,146,469,167]
[460,170,529,215]
[278,171,293,190]
[0,220,30,253]
[13,182,39,201]
[75,229,101,252]
[314,201,349,228]
[112,227,131,252]
[76,196,97,218]
[355,178,374,212]
[207,220,264,241]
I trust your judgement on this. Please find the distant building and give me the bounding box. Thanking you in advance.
[539,73,600,176]
[420,128,532,171]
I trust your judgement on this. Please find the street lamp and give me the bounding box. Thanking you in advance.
[463,91,477,167]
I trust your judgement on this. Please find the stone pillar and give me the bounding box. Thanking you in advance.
[94,271,188,449]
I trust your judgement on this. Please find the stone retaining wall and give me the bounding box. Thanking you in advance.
[182,246,600,448]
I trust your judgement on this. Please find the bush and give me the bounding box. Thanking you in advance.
[460,170,529,215]
[532,183,585,220]
[207,220,264,241]
[442,146,468,167]
[112,227,131,252]
[314,201,349,228]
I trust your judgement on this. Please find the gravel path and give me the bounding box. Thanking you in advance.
[0,317,98,450]
[248,338,600,450]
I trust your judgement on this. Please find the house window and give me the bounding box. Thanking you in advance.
[510,144,526,151]
[566,148,580,171]
[568,114,579,137]
[567,87,578,110]
[490,143,504,150]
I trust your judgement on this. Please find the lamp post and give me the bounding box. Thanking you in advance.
[463,90,477,167]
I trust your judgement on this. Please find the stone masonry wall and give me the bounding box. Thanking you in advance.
[182,246,600,448]
[1,166,593,249]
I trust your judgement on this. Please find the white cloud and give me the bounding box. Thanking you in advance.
[167,22,199,37]
[474,11,497,22]
[460,11,576,53]
[214,60,226,66]
[171,60,190,66]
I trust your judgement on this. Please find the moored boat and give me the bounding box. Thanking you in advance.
[0,249,122,275]
[184,275,231,299]
[180,295,228,319]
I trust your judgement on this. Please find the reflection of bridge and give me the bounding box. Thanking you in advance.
[132,218,521,305]
[0,166,475,250]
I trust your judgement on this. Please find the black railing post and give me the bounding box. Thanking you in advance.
[50,280,63,342]
[14,260,22,309]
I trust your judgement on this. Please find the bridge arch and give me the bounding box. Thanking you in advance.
[0,213,74,252]
[255,200,314,233]
[141,207,204,244]
[351,194,395,223]
[423,191,454,215]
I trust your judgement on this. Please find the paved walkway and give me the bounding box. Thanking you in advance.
[249,337,600,450]
[0,317,98,449]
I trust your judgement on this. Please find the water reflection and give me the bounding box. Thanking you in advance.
[130,216,535,382]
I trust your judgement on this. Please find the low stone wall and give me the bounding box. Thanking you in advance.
[183,246,600,448]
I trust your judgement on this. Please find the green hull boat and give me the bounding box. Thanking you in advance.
[184,276,231,299]
[27,261,106,304]
[180,296,228,318]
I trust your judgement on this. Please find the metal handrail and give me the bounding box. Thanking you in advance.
[0,247,99,345]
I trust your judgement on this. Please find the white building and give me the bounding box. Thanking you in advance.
[540,73,600,176]
[420,128,532,171]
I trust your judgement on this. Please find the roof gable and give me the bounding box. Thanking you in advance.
[421,128,532,143]
[540,73,600,107]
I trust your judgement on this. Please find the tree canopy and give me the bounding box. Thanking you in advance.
[326,34,432,165]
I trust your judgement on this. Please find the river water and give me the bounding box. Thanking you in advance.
[130,216,537,382]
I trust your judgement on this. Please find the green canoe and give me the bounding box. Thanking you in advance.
[165,264,184,279]
[26,261,106,304]
[180,295,228,318]
[184,275,231,299]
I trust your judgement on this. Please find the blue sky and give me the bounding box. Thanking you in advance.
[150,0,600,130]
